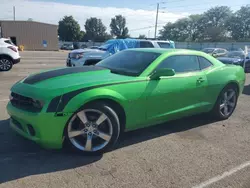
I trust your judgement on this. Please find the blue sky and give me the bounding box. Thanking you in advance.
[33,0,249,13]
[1,0,249,37]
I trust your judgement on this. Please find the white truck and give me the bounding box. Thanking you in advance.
[66,39,175,67]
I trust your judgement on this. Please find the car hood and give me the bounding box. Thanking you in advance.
[70,48,103,54]
[11,66,139,99]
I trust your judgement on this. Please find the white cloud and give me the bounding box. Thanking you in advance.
[0,0,189,37]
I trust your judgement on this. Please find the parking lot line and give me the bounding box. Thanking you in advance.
[193,161,250,188]
[0,99,9,102]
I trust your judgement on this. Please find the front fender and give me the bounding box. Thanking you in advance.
[63,88,127,113]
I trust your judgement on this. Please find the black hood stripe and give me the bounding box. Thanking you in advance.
[46,79,146,113]
[23,66,106,84]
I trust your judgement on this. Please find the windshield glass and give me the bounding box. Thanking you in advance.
[202,48,214,53]
[96,50,161,76]
[224,51,245,59]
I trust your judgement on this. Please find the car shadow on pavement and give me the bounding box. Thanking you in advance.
[116,114,216,150]
[0,119,102,184]
[243,84,250,95]
[0,114,215,184]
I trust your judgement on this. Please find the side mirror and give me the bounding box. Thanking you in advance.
[150,68,175,80]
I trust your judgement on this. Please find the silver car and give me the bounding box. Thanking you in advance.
[66,39,175,67]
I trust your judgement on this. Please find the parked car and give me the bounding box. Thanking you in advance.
[60,44,74,50]
[0,38,21,71]
[80,45,99,50]
[7,49,245,154]
[66,39,175,67]
[202,48,228,57]
[217,51,250,72]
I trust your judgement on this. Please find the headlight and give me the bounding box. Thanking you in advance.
[233,60,241,64]
[32,99,44,109]
[9,94,13,101]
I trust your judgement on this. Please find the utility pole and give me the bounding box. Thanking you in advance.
[13,6,15,21]
[154,3,159,39]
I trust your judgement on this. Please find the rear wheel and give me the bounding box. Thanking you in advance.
[211,85,238,120]
[0,57,13,71]
[65,102,120,154]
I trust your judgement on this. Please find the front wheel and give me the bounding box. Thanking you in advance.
[0,57,13,71]
[211,85,238,120]
[65,102,120,154]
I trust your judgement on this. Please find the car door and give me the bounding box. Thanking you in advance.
[146,55,208,124]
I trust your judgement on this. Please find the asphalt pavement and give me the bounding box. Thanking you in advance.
[0,51,250,188]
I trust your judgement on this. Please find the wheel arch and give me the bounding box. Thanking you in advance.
[224,81,240,94]
[0,54,14,61]
[62,88,128,133]
[83,98,126,133]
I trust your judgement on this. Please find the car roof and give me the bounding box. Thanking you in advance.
[0,38,10,41]
[127,48,201,54]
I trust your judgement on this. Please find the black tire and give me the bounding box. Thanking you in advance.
[0,57,13,71]
[211,84,239,120]
[64,102,120,155]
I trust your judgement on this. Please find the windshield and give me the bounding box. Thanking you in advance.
[96,50,161,76]
[224,51,245,59]
[202,48,214,53]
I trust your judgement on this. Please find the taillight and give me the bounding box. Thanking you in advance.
[8,46,17,52]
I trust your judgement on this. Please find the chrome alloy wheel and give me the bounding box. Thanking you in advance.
[67,109,113,152]
[0,58,12,71]
[219,89,237,117]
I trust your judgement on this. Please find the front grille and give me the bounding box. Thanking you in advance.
[10,92,42,113]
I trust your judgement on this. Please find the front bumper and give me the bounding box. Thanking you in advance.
[13,58,21,64]
[7,102,72,149]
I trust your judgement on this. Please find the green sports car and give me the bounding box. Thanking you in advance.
[7,49,246,154]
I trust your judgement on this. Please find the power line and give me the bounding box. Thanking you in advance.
[160,4,246,13]
[161,3,246,11]
[130,3,249,32]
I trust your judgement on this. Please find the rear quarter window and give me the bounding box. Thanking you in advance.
[139,41,154,48]
[157,42,171,48]
[198,57,213,70]
[4,40,14,45]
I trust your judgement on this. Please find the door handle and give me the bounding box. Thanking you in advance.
[197,77,205,83]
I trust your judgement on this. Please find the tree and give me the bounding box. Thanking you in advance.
[84,17,109,42]
[159,5,250,42]
[201,6,232,41]
[138,34,147,39]
[58,16,83,41]
[159,15,203,42]
[226,5,250,40]
[186,14,203,41]
[110,15,129,39]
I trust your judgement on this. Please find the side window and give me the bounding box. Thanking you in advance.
[217,49,225,53]
[157,55,200,73]
[157,42,170,48]
[198,57,213,70]
[139,41,154,48]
